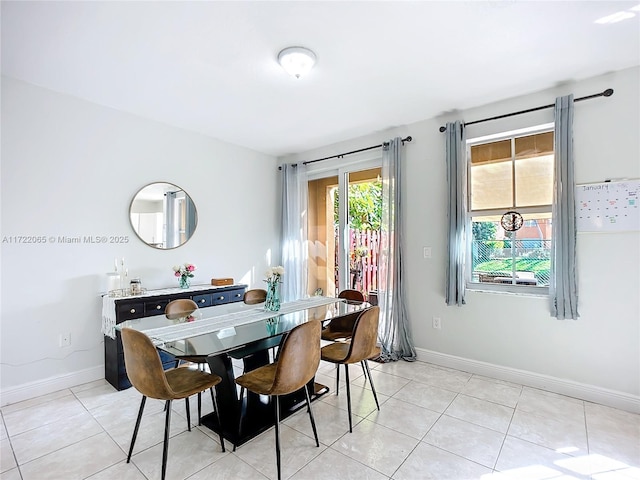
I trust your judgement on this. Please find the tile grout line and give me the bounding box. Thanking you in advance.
[0,409,21,479]
[490,383,522,473]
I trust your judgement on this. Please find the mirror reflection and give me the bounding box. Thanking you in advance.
[130,182,197,249]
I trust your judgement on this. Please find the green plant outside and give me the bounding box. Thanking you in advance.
[475,258,550,278]
[334,180,382,231]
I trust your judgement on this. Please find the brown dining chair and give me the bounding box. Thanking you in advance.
[243,288,267,305]
[244,287,280,360]
[320,289,365,342]
[320,306,381,433]
[338,289,365,302]
[235,320,322,480]
[121,328,225,480]
[165,298,215,424]
[165,298,198,319]
[321,289,366,392]
[166,299,204,365]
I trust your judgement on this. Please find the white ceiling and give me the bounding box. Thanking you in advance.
[2,1,639,157]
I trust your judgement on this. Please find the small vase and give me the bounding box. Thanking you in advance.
[265,280,281,311]
[179,276,190,289]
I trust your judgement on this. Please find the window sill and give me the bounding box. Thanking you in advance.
[466,282,549,297]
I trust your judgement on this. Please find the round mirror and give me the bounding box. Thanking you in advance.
[129,182,197,249]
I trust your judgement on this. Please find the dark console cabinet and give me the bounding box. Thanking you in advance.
[104,284,246,390]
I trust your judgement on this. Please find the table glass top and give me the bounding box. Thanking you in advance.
[117,298,368,358]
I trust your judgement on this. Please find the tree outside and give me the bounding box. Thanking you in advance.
[333,179,382,230]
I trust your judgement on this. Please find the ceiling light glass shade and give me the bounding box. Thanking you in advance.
[278,47,316,79]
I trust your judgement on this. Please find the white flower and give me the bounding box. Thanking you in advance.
[265,265,285,282]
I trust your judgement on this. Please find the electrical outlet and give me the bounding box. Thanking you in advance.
[59,333,71,348]
[432,317,441,329]
[423,246,432,258]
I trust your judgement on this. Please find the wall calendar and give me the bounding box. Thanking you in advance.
[575,179,639,232]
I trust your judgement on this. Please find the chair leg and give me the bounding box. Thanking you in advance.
[275,396,282,480]
[303,385,319,447]
[363,360,380,410]
[344,364,353,433]
[234,386,245,452]
[127,396,146,462]
[185,397,191,432]
[210,388,225,452]
[335,363,340,395]
[162,399,172,480]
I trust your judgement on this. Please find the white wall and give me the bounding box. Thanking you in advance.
[0,77,280,402]
[2,68,638,409]
[283,67,640,407]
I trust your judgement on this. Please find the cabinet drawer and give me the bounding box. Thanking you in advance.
[145,299,169,315]
[116,302,145,321]
[192,293,213,308]
[212,288,246,305]
[228,288,245,303]
[212,291,231,305]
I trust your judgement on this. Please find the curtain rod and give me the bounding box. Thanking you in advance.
[438,88,614,133]
[301,135,413,166]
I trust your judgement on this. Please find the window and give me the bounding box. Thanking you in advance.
[467,125,553,292]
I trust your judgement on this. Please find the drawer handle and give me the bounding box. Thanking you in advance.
[217,296,225,300]
[156,305,162,310]
[130,308,136,314]
[235,293,242,298]
[199,299,206,303]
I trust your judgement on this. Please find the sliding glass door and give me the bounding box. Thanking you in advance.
[307,166,382,300]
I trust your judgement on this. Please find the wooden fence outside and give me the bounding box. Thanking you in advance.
[334,228,384,295]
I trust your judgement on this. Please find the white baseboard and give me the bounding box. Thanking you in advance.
[0,365,104,407]
[3,353,639,415]
[415,347,640,414]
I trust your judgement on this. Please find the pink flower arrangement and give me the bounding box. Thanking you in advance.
[173,263,196,282]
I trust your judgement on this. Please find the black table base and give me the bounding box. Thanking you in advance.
[202,344,328,448]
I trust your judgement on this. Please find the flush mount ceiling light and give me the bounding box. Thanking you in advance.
[278,46,316,79]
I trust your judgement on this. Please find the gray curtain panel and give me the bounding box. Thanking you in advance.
[550,95,579,319]
[280,163,309,302]
[378,137,417,362]
[445,121,467,306]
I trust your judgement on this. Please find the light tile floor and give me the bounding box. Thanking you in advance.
[1,359,638,480]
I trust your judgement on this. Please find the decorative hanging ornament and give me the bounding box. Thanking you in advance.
[500,211,524,232]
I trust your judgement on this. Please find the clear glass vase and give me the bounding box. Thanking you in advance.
[264,280,281,311]
[179,275,190,289]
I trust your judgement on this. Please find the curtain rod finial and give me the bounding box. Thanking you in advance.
[603,88,614,97]
[439,126,447,132]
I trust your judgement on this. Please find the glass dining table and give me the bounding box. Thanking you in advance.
[116,296,369,448]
